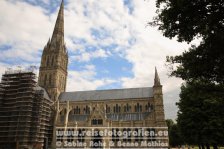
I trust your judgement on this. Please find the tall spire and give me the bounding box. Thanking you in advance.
[38,0,68,101]
[154,67,161,86]
[51,0,64,45]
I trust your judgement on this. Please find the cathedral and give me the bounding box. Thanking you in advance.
[0,0,168,149]
[37,1,168,148]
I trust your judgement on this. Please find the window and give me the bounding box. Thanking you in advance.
[86,106,90,114]
[146,103,153,112]
[49,74,52,85]
[135,103,142,112]
[51,56,54,66]
[73,106,80,114]
[91,119,103,125]
[46,56,49,66]
[124,103,131,112]
[106,105,110,113]
[44,74,47,86]
[140,105,142,112]
[98,119,103,125]
[114,104,121,113]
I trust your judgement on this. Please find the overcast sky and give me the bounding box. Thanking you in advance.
[0,0,195,120]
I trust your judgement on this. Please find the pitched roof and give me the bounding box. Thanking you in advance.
[34,86,50,100]
[59,87,153,101]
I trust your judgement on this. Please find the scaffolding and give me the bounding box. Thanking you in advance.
[0,71,53,149]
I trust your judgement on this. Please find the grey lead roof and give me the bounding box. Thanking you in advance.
[34,86,50,100]
[59,87,153,101]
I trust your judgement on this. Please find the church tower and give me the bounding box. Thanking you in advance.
[153,67,166,126]
[38,0,68,101]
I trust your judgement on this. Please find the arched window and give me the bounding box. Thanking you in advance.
[86,106,90,114]
[146,103,153,112]
[49,74,52,85]
[137,103,140,112]
[51,56,54,66]
[73,106,80,114]
[44,74,47,86]
[83,107,86,114]
[125,103,131,112]
[135,103,142,112]
[46,56,49,66]
[145,105,148,111]
[106,105,110,113]
[139,105,142,112]
[115,104,120,113]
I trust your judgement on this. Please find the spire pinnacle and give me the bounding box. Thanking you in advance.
[154,67,161,86]
[51,0,64,45]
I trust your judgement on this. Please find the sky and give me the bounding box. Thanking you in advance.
[0,0,195,120]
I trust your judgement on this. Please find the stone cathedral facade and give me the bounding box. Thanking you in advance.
[38,1,168,148]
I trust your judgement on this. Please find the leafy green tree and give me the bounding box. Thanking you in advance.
[166,119,184,147]
[150,0,224,84]
[177,81,224,148]
[150,0,224,42]
[166,32,224,84]
[150,0,224,148]
[166,119,174,128]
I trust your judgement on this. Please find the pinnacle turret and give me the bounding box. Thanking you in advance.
[154,67,161,86]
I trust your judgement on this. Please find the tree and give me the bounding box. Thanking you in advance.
[177,81,224,148]
[150,0,224,84]
[166,32,224,84]
[150,0,224,42]
[150,0,224,148]
[166,119,184,147]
